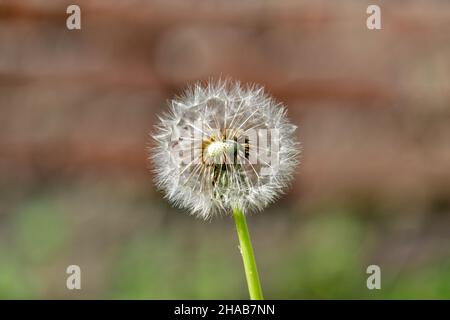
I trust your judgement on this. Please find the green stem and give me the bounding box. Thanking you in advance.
[232,207,264,300]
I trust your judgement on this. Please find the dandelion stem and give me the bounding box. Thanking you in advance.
[232,207,264,300]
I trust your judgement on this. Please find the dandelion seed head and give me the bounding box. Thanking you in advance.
[150,79,300,219]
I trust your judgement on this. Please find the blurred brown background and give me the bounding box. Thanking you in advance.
[0,0,449,299]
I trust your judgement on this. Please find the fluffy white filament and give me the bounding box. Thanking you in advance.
[150,80,300,219]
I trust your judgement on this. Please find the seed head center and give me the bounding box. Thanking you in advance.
[206,140,235,160]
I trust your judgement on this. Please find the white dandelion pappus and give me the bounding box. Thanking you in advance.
[151,80,300,219]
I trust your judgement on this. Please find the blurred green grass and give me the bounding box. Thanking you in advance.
[0,183,449,299]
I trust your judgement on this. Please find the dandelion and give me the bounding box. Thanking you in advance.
[150,79,300,299]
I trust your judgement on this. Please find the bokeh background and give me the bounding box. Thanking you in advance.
[1,0,449,299]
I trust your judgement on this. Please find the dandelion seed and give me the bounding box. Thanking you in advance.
[150,79,300,219]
